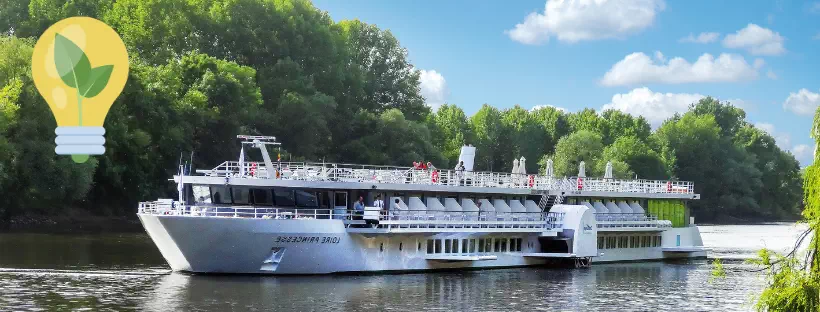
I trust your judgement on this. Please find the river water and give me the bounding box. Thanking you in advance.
[0,223,808,311]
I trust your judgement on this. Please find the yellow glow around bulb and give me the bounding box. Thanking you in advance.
[31,17,129,163]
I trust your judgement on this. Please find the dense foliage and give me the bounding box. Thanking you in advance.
[751,109,820,311]
[0,0,804,223]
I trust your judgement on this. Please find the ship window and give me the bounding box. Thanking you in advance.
[641,236,648,248]
[334,192,348,208]
[427,240,434,254]
[494,239,501,252]
[435,240,442,253]
[485,239,492,253]
[232,187,250,205]
[444,239,452,253]
[469,239,476,253]
[500,239,507,252]
[320,192,330,208]
[598,236,604,249]
[274,189,295,207]
[251,189,272,206]
[210,186,231,205]
[515,238,522,252]
[462,239,468,253]
[452,240,458,254]
[478,239,485,253]
[296,190,319,208]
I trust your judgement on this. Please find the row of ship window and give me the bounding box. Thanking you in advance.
[424,238,525,254]
[598,235,662,249]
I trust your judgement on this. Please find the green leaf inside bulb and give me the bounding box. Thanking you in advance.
[71,154,89,163]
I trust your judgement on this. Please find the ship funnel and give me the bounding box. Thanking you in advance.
[458,145,476,172]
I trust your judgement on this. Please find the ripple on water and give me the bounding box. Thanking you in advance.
[0,224,804,311]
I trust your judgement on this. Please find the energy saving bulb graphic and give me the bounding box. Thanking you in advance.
[31,17,129,163]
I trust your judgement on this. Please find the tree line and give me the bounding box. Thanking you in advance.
[0,0,803,223]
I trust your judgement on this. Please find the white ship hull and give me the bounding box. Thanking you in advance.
[139,213,706,275]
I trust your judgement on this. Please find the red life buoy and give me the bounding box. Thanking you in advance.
[528,175,535,187]
[666,181,672,192]
[250,163,257,177]
[431,170,439,183]
[577,177,584,190]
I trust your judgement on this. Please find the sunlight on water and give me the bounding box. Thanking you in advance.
[0,224,804,311]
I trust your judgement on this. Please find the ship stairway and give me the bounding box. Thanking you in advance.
[538,194,563,211]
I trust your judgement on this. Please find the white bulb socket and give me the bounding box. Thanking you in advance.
[54,126,105,155]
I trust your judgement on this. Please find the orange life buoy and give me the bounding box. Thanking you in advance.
[528,175,535,187]
[431,170,439,183]
[577,177,584,190]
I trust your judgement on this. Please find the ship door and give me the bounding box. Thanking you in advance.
[333,191,348,220]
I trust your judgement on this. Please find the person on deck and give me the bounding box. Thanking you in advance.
[374,195,385,217]
[353,196,365,221]
[455,161,465,172]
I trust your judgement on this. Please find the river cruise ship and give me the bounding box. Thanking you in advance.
[137,135,706,274]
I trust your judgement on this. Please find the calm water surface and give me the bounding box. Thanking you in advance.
[0,223,808,311]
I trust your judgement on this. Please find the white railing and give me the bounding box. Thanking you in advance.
[595,213,667,229]
[195,161,695,195]
[138,201,564,230]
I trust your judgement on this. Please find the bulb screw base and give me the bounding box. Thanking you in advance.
[55,126,106,155]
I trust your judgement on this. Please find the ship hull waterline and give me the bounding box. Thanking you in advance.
[138,214,706,275]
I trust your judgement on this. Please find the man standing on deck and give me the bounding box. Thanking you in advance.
[374,195,385,217]
[354,196,365,222]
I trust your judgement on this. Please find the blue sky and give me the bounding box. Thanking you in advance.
[314,0,820,165]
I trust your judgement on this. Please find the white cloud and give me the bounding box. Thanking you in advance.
[418,70,448,109]
[755,122,792,149]
[531,105,569,113]
[783,88,820,116]
[678,32,720,44]
[601,87,705,127]
[654,51,665,62]
[506,0,665,44]
[767,70,778,80]
[793,144,814,166]
[600,52,759,86]
[753,58,765,69]
[723,24,786,56]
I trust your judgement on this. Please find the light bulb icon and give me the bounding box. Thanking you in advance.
[31,17,129,163]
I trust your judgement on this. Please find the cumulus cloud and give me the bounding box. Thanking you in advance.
[418,70,448,109]
[793,144,814,166]
[723,24,786,56]
[767,70,778,80]
[506,0,665,44]
[531,105,569,113]
[678,32,720,44]
[783,88,820,116]
[601,87,704,127]
[753,58,765,69]
[600,52,759,86]
[755,122,792,149]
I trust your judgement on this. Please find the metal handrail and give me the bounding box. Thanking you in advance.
[193,161,696,195]
[137,201,565,229]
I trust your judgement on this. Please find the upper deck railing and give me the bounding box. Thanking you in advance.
[194,161,695,195]
[138,201,564,231]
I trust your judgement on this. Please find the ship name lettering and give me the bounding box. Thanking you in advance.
[274,236,340,244]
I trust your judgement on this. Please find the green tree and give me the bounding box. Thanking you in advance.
[545,130,604,177]
[530,106,570,155]
[470,104,510,172]
[502,105,545,173]
[429,104,472,167]
[601,136,668,179]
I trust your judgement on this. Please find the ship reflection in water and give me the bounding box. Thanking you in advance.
[139,261,751,311]
[0,223,806,311]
